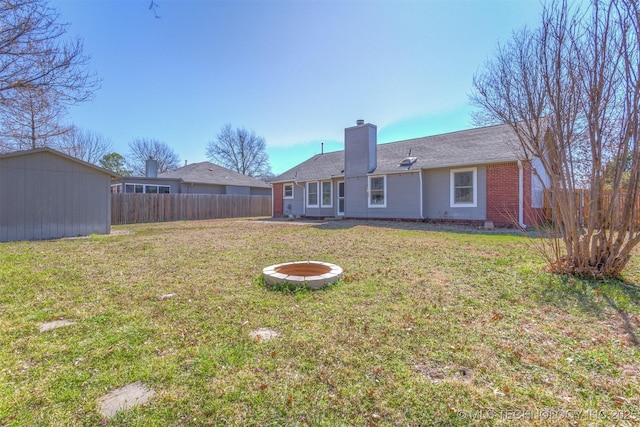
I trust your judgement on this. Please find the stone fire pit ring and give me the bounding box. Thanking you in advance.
[263,261,343,290]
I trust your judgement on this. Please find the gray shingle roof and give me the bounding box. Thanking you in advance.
[159,161,270,188]
[271,123,522,182]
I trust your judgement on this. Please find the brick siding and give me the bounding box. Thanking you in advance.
[272,183,283,217]
[486,162,520,226]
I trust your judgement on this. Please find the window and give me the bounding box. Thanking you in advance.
[368,175,386,208]
[450,168,477,207]
[283,183,294,199]
[321,181,332,207]
[124,183,170,194]
[307,182,319,207]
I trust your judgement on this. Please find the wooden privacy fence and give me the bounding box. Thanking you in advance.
[543,189,640,229]
[112,194,272,225]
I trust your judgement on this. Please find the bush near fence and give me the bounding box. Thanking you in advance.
[112,193,272,224]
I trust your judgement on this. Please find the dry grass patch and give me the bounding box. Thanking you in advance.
[0,218,639,425]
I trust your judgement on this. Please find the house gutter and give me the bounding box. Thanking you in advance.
[517,160,526,229]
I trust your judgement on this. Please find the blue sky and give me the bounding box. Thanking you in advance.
[50,0,543,175]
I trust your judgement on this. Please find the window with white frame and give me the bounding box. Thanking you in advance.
[124,183,170,194]
[321,181,332,207]
[368,175,386,208]
[307,182,319,207]
[450,168,477,207]
[283,183,294,199]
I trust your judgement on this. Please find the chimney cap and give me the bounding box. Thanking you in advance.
[356,119,364,125]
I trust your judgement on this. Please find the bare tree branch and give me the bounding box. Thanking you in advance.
[127,138,180,176]
[56,126,112,164]
[471,0,640,277]
[206,123,273,179]
[0,0,100,151]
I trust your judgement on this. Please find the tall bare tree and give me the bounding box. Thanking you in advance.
[206,123,273,179]
[0,0,99,150]
[127,138,180,176]
[56,126,112,164]
[471,0,640,277]
[1,84,69,150]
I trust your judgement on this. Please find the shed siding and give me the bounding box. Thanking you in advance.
[0,151,111,242]
[422,166,487,221]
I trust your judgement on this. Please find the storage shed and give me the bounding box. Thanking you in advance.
[0,148,119,242]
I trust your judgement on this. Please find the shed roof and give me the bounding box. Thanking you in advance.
[271,123,523,182]
[159,161,270,188]
[0,147,120,178]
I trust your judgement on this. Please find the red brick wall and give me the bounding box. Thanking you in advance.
[486,162,520,226]
[486,161,543,227]
[272,183,283,217]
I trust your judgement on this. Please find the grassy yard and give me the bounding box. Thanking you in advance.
[1,218,639,426]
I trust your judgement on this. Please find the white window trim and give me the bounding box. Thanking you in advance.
[337,180,345,215]
[283,183,294,199]
[321,180,333,208]
[306,181,319,208]
[450,167,477,207]
[368,175,387,208]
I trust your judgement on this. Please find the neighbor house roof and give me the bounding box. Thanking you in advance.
[159,161,270,188]
[271,123,523,183]
[0,147,120,178]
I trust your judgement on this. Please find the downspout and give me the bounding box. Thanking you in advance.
[517,161,527,229]
[270,184,274,218]
[419,169,424,220]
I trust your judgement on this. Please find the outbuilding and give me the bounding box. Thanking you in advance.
[0,147,118,242]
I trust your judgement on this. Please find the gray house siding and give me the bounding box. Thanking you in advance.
[284,183,306,216]
[0,150,112,242]
[422,166,487,221]
[179,183,225,194]
[226,185,250,195]
[250,187,271,196]
[343,172,421,219]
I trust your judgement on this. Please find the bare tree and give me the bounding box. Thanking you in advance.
[56,126,112,164]
[471,0,640,277]
[0,84,70,150]
[0,0,99,150]
[206,123,273,179]
[127,138,180,176]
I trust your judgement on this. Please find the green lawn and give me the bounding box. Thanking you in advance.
[1,218,639,426]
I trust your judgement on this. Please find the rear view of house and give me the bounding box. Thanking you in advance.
[0,148,118,242]
[270,121,547,227]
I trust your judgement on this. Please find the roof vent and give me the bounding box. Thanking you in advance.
[399,156,418,167]
[356,119,364,126]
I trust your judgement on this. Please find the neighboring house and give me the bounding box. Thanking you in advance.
[270,121,547,227]
[0,147,118,242]
[111,160,271,196]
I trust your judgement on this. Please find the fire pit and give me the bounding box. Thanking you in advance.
[262,261,343,289]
